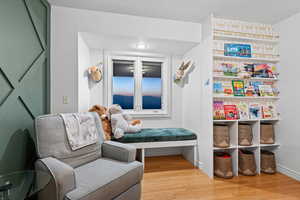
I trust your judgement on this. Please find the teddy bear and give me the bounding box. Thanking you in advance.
[89,105,112,140]
[107,104,142,139]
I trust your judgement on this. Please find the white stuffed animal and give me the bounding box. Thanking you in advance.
[108,104,142,139]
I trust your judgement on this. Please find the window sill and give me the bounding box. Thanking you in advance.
[124,111,171,118]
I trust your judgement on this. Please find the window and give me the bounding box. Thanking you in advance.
[107,55,170,116]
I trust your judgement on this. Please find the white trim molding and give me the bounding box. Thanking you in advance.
[277,164,300,182]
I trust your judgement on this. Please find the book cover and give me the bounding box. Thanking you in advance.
[262,102,277,119]
[213,81,223,95]
[213,60,224,76]
[259,84,274,96]
[240,63,254,78]
[224,43,252,58]
[244,81,255,96]
[264,81,279,96]
[222,62,239,77]
[224,104,238,120]
[237,102,249,120]
[222,80,233,96]
[250,81,262,96]
[213,101,226,120]
[232,80,245,96]
[249,103,261,119]
[253,63,278,78]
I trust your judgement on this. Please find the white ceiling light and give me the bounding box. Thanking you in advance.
[135,41,149,50]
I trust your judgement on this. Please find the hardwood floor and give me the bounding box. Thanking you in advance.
[142,155,300,200]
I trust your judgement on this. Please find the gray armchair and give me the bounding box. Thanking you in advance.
[34,113,143,200]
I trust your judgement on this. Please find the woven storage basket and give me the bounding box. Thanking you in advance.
[214,125,230,148]
[261,124,275,144]
[261,150,276,174]
[238,124,253,146]
[214,152,234,179]
[239,150,257,176]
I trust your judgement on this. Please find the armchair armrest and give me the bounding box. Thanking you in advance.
[35,157,76,200]
[102,141,136,162]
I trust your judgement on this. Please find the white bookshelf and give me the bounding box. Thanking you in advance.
[196,15,280,178]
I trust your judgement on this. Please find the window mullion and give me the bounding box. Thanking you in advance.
[135,57,142,111]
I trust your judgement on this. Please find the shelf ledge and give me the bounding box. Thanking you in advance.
[213,76,279,81]
[213,55,280,63]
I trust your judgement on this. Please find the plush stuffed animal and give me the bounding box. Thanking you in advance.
[88,66,102,82]
[89,105,112,140]
[108,104,141,139]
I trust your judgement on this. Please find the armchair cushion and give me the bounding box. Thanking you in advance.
[65,158,143,200]
[102,141,136,163]
[35,157,76,200]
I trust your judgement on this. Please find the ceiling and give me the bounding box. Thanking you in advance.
[80,32,199,56]
[48,0,300,24]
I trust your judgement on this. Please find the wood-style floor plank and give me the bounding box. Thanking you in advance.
[142,155,300,200]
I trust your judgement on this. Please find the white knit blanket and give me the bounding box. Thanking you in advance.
[60,113,98,151]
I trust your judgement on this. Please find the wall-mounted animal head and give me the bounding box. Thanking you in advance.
[174,60,192,82]
[88,66,102,82]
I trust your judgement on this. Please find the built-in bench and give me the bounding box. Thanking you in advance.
[113,128,198,166]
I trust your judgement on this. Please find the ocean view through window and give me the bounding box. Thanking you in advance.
[108,55,169,116]
[142,61,162,109]
[112,59,135,109]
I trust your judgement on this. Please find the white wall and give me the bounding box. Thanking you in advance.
[77,33,91,112]
[182,16,214,176]
[275,13,300,181]
[89,49,104,106]
[50,6,201,114]
[182,45,202,134]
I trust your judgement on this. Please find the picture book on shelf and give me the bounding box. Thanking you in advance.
[222,80,233,96]
[213,61,239,77]
[224,43,252,58]
[249,103,261,119]
[261,102,277,119]
[213,101,226,120]
[250,81,262,96]
[224,104,238,120]
[222,62,239,77]
[213,60,224,76]
[244,81,255,96]
[240,63,254,78]
[237,102,249,120]
[232,80,245,96]
[253,63,278,78]
[259,84,274,97]
[213,81,223,95]
[263,81,279,96]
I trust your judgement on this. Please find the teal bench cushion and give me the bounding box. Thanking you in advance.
[112,128,197,143]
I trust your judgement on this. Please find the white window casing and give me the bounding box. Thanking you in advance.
[106,53,171,118]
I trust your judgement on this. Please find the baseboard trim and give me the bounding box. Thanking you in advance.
[278,164,300,182]
[198,161,203,169]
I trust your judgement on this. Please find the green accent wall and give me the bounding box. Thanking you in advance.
[0,0,50,174]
